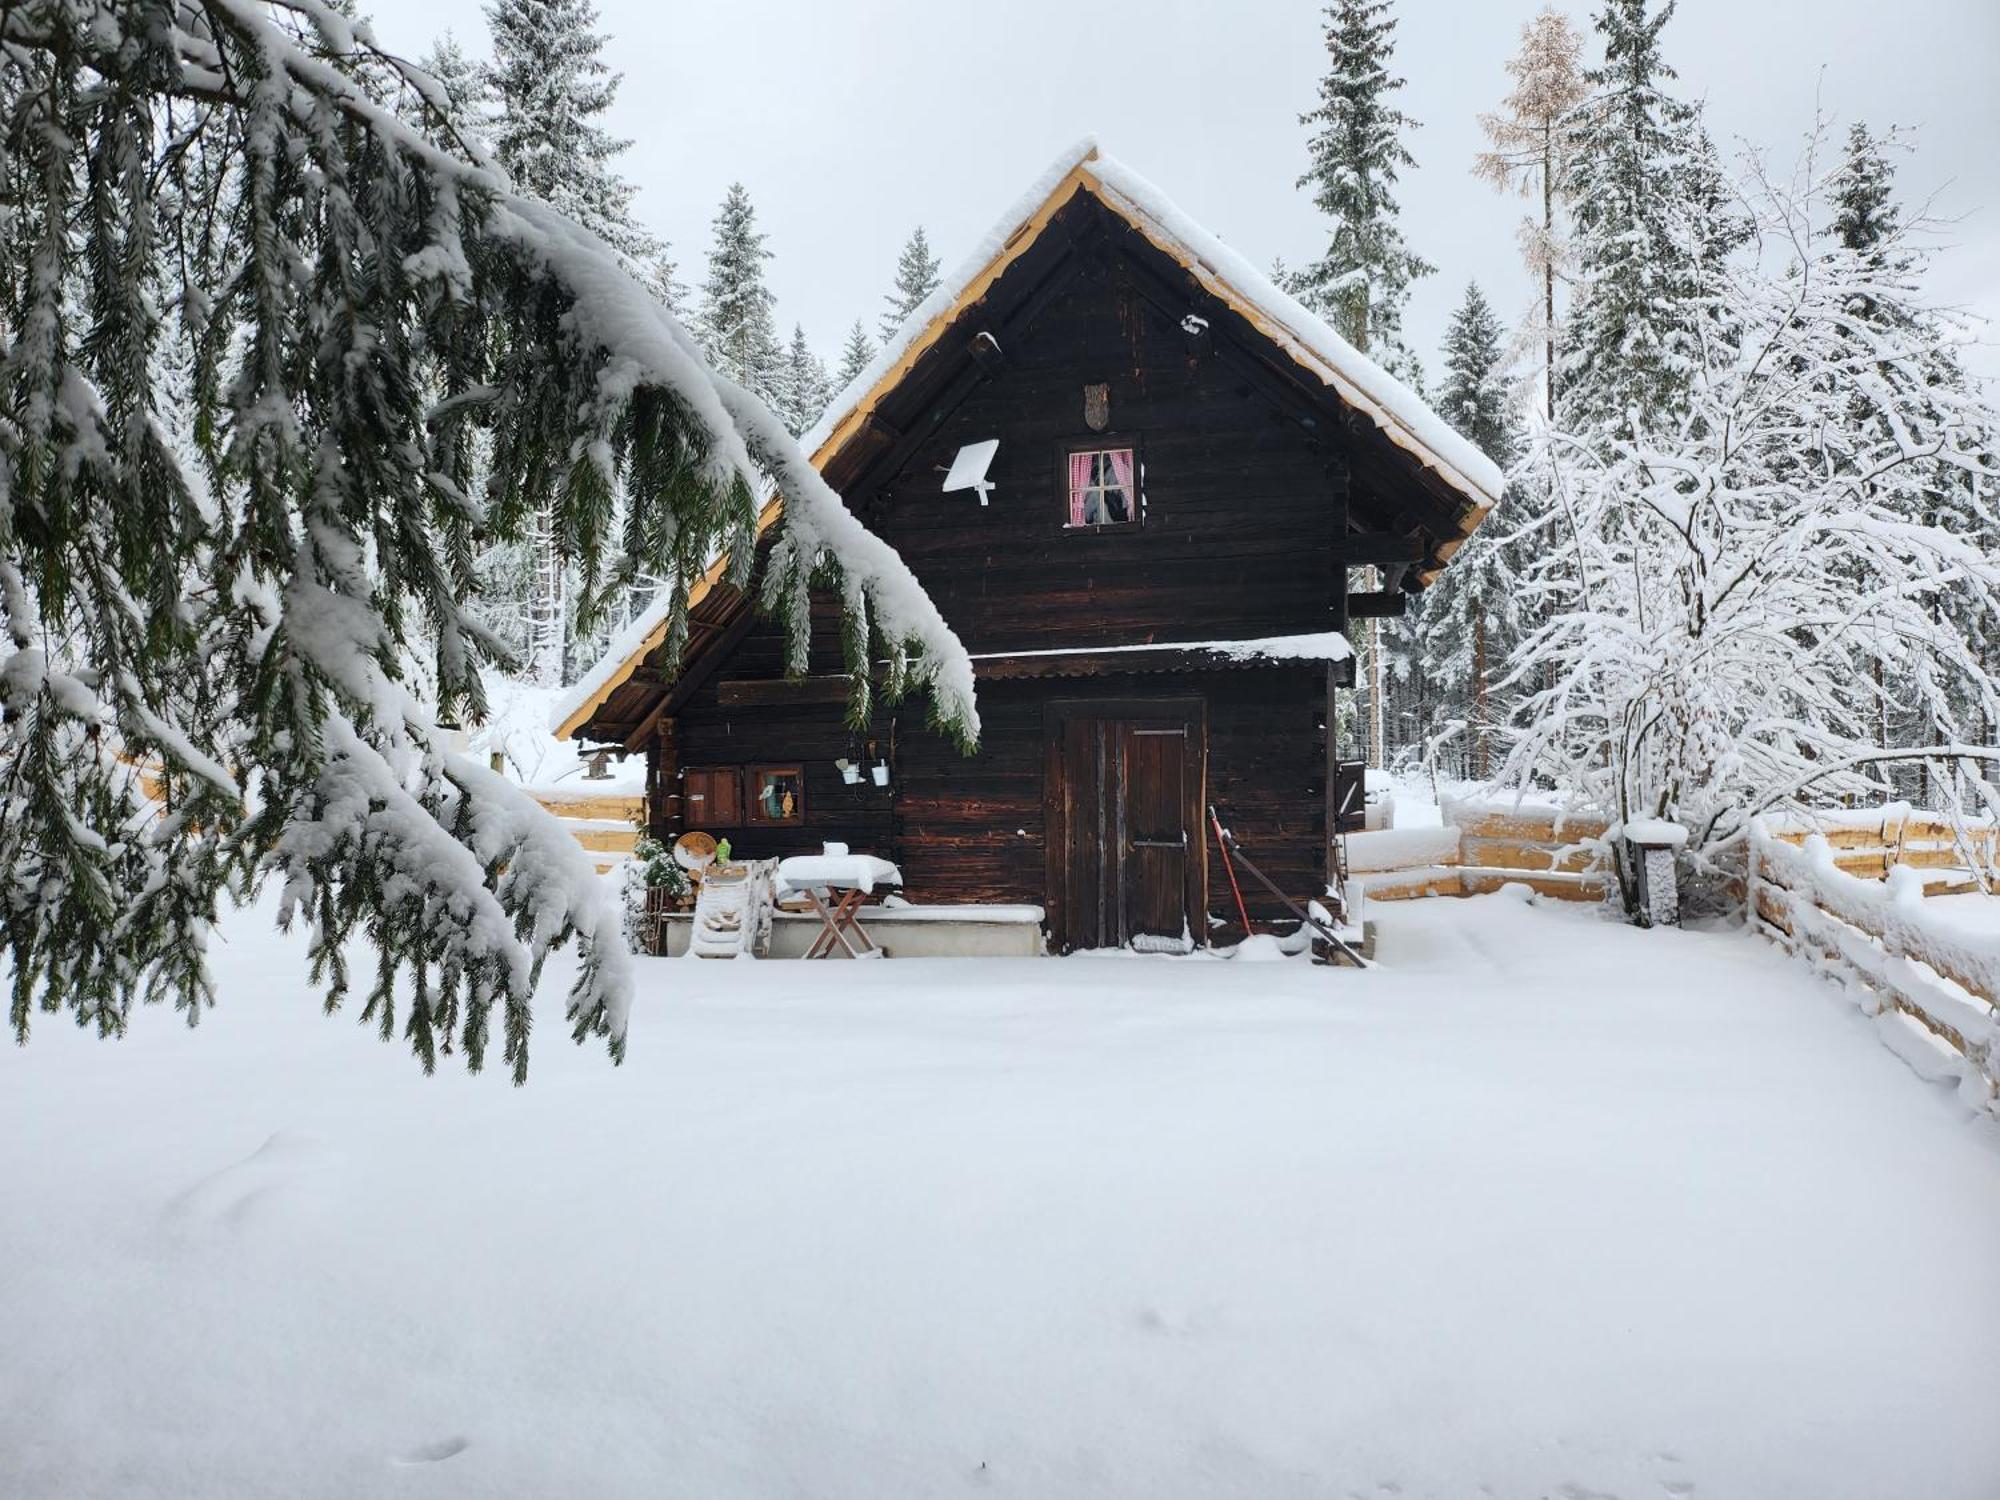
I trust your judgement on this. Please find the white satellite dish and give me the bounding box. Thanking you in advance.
[942,438,1000,506]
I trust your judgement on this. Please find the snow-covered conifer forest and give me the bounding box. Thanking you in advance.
[2,3,1998,1489]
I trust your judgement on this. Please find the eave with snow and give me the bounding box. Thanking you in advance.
[557,141,1497,953]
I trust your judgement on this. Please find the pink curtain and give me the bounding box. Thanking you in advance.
[1106,449,1134,519]
[1069,450,1094,525]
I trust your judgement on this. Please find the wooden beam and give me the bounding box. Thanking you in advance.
[717,675,855,709]
[1342,533,1428,566]
[1328,451,1351,641]
[967,329,1006,372]
[1345,590,1407,619]
[621,600,761,749]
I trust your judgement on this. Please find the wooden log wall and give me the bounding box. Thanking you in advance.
[1348,806,1609,903]
[659,639,1326,935]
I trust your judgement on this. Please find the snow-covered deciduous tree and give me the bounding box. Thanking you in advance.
[774,325,833,439]
[697,182,783,405]
[0,1,976,1077]
[1501,124,2000,916]
[879,227,942,343]
[1410,284,1526,778]
[1293,0,1433,382]
[835,319,875,391]
[1475,6,1587,418]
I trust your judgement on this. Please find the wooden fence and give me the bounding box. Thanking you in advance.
[1759,808,1998,895]
[1347,802,1609,903]
[534,786,643,873]
[1750,823,1998,1115]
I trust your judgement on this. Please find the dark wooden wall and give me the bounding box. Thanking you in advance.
[662,633,1326,940]
[648,206,1354,941]
[852,236,1345,653]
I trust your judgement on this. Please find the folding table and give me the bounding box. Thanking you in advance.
[774,854,902,960]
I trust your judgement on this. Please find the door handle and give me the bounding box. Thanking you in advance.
[1130,835,1187,850]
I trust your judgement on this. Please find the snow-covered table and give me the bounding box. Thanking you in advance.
[774,855,903,959]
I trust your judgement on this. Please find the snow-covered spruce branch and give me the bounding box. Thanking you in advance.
[0,2,974,1075]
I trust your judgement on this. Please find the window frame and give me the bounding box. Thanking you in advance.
[1057,436,1144,532]
[746,764,806,827]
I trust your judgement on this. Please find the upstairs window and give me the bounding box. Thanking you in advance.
[1066,446,1137,528]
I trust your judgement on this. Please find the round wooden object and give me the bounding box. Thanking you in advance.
[673,831,717,872]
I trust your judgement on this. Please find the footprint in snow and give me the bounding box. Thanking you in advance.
[1131,1304,1214,1338]
[393,1436,470,1466]
[164,1130,339,1236]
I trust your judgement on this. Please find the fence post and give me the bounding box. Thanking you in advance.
[1626,820,1689,929]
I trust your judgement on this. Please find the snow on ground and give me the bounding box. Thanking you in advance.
[1927,891,2000,936]
[4,894,1999,1499]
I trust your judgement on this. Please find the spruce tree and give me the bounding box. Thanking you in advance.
[1413,285,1526,777]
[1294,0,1432,768]
[417,31,490,148]
[1293,0,1434,379]
[484,0,654,261]
[879,227,943,342]
[1436,286,1516,463]
[1558,0,1706,440]
[647,251,690,318]
[1831,123,1900,316]
[836,319,876,389]
[482,0,669,684]
[775,325,833,438]
[1476,7,1587,418]
[698,183,783,403]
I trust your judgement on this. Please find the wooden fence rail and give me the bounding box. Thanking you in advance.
[1750,824,1998,1115]
[1761,807,1998,894]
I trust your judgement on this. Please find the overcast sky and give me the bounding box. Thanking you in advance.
[377,0,2000,382]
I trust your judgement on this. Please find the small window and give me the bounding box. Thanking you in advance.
[1065,445,1137,527]
[748,765,804,826]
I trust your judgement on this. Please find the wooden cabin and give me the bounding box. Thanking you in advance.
[555,141,1501,953]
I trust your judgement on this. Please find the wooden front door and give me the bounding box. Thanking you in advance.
[1045,699,1206,952]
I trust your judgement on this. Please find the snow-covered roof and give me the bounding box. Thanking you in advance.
[554,140,1495,741]
[799,137,1503,515]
